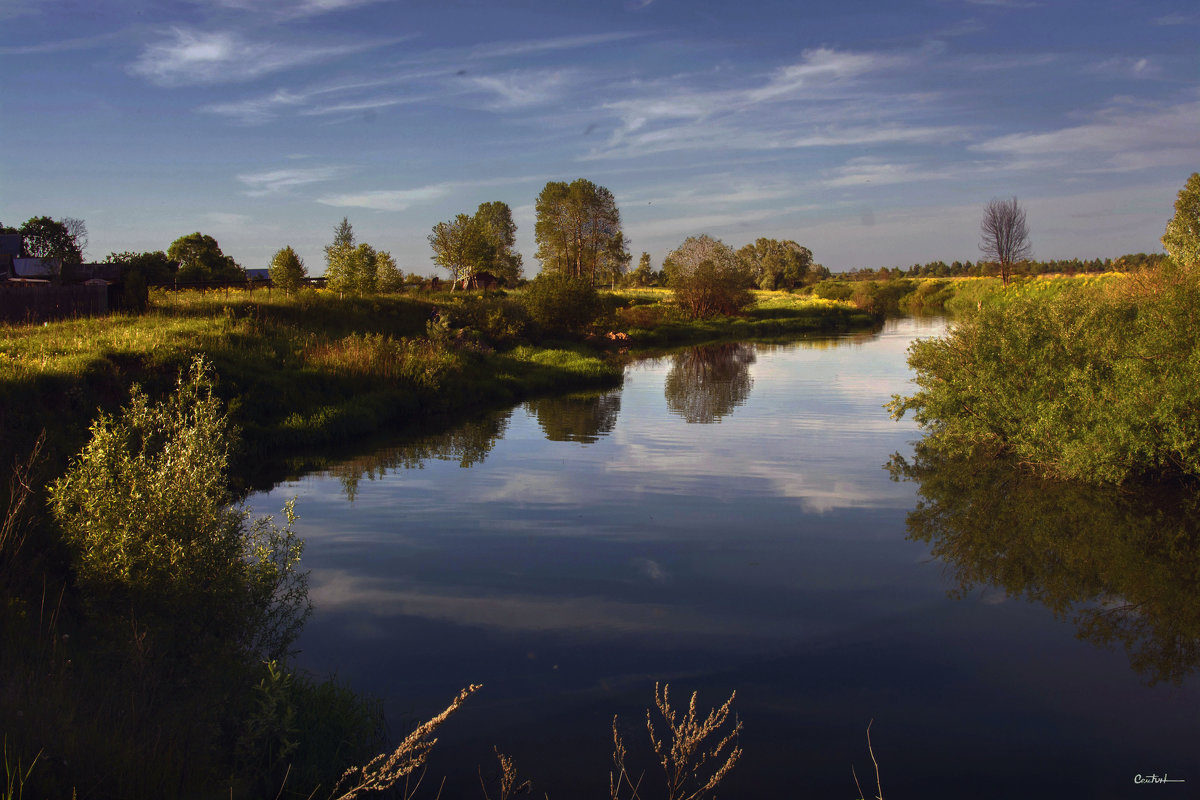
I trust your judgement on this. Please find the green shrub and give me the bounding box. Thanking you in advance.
[521,273,602,335]
[671,260,753,319]
[48,356,309,658]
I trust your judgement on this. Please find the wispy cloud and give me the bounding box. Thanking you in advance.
[464,32,648,61]
[207,0,392,18]
[972,97,1200,171]
[0,31,123,55]
[129,27,394,86]
[316,174,545,211]
[237,166,341,196]
[748,47,910,102]
[316,183,459,212]
[1151,13,1199,25]
[466,69,573,110]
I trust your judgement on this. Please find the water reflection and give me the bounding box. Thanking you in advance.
[664,343,756,424]
[524,389,622,444]
[330,410,513,500]
[889,446,1200,685]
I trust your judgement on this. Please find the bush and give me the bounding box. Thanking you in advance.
[521,273,602,335]
[48,356,309,658]
[671,260,753,318]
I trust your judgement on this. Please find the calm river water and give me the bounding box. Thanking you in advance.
[250,317,1200,798]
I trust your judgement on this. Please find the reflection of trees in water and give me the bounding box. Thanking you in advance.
[330,410,513,500]
[889,445,1200,685]
[525,389,621,444]
[664,343,756,424]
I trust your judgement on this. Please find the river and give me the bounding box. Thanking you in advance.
[249,317,1200,798]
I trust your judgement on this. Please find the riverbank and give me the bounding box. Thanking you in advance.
[0,287,875,490]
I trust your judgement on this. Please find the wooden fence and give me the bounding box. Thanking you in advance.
[0,283,108,324]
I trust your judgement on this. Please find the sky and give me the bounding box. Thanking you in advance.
[2,0,1199,276]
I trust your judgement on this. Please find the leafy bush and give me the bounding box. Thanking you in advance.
[521,273,602,335]
[890,264,1200,484]
[48,356,309,658]
[671,260,753,318]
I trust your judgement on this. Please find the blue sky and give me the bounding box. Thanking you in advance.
[2,0,1198,276]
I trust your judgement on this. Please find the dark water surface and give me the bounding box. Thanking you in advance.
[250,318,1199,798]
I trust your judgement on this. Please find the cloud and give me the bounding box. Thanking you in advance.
[464,32,648,61]
[203,89,308,124]
[237,166,341,196]
[207,0,392,18]
[748,47,909,103]
[1152,13,1199,26]
[972,97,1200,171]
[466,69,572,110]
[316,183,458,211]
[129,27,387,86]
[0,31,123,55]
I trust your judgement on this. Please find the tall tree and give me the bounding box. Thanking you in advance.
[629,251,654,286]
[1162,172,1200,270]
[736,238,812,290]
[167,233,242,282]
[323,217,356,296]
[268,246,307,296]
[534,178,626,285]
[474,201,523,285]
[979,197,1032,286]
[19,216,83,265]
[375,250,404,293]
[429,214,490,290]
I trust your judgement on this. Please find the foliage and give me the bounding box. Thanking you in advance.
[324,218,357,296]
[47,356,309,658]
[429,213,491,289]
[17,217,82,265]
[269,245,308,296]
[168,232,243,282]
[736,237,812,290]
[628,251,655,286]
[474,201,524,285]
[665,235,753,318]
[521,272,602,335]
[534,178,627,285]
[889,265,1200,483]
[1162,171,1200,269]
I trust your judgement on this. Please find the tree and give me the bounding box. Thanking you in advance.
[1162,172,1200,270]
[979,197,1032,286]
[429,214,490,290]
[62,217,88,260]
[19,216,83,265]
[168,232,243,283]
[104,250,178,283]
[629,251,654,287]
[375,249,404,293]
[323,218,357,296]
[664,234,753,318]
[534,178,626,285]
[268,246,307,296]
[736,238,812,290]
[474,201,523,285]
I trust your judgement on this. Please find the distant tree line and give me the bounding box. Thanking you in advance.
[838,252,1169,282]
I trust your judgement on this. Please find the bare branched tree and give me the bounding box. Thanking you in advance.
[979,197,1032,285]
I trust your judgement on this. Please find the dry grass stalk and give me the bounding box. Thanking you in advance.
[0,432,43,580]
[327,684,480,800]
[613,683,741,800]
[479,747,531,800]
[851,719,883,800]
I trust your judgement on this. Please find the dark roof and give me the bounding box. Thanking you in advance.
[0,234,22,257]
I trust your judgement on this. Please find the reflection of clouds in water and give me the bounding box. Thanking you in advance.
[307,569,815,641]
[633,557,668,582]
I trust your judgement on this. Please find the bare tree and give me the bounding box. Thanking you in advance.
[980,197,1032,285]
